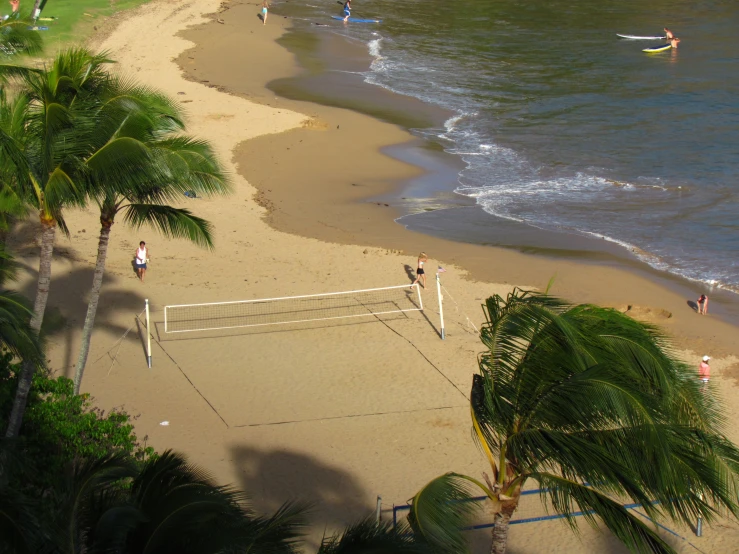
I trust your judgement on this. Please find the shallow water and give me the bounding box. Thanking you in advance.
[280,0,739,295]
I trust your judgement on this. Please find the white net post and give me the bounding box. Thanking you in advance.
[436,272,445,340]
[145,299,152,369]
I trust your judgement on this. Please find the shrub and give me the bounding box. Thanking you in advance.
[0,351,153,488]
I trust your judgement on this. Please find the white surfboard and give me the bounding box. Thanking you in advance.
[617,34,666,40]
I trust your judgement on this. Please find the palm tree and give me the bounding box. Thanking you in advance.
[410,289,739,554]
[72,83,229,395]
[0,48,130,438]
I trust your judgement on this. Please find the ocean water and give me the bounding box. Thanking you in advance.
[284,0,739,293]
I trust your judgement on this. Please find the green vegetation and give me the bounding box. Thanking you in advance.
[0,351,153,488]
[409,289,739,554]
[27,0,151,53]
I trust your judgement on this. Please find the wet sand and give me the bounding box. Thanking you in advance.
[177,4,739,360]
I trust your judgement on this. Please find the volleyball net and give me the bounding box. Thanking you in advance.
[164,284,424,333]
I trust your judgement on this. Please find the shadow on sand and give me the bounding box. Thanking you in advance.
[9,221,148,379]
[230,445,374,549]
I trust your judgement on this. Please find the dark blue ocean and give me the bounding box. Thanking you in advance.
[288,0,739,293]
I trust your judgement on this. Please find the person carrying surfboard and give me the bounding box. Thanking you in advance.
[343,0,351,22]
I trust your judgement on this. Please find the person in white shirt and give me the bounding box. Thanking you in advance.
[134,241,149,282]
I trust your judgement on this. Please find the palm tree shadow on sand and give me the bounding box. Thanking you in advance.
[230,446,375,550]
[9,219,148,373]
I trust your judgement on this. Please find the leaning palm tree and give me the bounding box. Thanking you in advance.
[410,289,739,554]
[72,83,229,395]
[0,49,140,438]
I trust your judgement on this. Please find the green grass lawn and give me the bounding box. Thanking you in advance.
[32,0,151,53]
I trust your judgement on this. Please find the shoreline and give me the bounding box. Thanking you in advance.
[18,0,738,549]
[178,6,739,360]
[263,15,739,312]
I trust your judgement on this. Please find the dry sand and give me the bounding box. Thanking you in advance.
[9,0,739,551]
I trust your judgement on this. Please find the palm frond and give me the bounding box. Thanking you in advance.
[0,288,44,365]
[148,136,230,196]
[122,204,214,249]
[240,500,309,554]
[0,248,20,284]
[48,452,139,553]
[0,15,44,60]
[126,450,266,554]
[0,443,39,554]
[533,473,674,554]
[409,473,489,554]
[318,518,432,554]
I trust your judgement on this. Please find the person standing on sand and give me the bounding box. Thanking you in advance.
[343,0,351,22]
[697,293,708,315]
[699,355,711,389]
[261,0,268,25]
[411,252,428,290]
[134,241,149,282]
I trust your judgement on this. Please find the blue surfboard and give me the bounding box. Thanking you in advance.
[331,15,381,23]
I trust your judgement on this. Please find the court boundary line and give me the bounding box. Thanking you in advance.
[149,306,467,430]
[232,405,468,428]
[151,333,230,428]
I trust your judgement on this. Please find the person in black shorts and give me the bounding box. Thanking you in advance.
[411,252,428,289]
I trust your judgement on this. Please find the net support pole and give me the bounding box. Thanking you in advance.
[436,273,445,340]
[696,492,703,536]
[145,299,152,369]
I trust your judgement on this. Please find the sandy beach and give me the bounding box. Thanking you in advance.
[9,0,739,551]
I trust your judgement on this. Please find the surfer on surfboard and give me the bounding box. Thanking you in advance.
[343,0,351,21]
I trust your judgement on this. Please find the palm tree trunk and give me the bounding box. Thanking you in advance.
[490,502,517,554]
[4,220,55,439]
[73,222,112,395]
